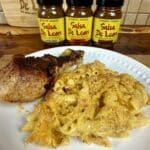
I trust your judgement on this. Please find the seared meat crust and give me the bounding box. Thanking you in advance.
[0,49,84,102]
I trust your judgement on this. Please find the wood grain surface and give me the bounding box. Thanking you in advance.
[0,28,149,67]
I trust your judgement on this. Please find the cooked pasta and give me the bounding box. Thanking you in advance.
[22,60,150,147]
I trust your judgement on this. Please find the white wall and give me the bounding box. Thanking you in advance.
[0,3,7,24]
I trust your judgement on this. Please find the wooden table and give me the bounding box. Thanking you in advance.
[0,26,149,67]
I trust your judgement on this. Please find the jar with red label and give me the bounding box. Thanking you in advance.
[65,0,93,45]
[92,0,124,49]
[37,0,65,45]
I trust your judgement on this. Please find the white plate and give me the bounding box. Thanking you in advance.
[0,46,150,150]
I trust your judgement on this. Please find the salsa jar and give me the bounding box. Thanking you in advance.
[92,0,124,49]
[65,0,93,45]
[37,0,65,45]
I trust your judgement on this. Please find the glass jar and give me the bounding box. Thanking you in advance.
[92,0,124,49]
[37,0,65,45]
[65,0,93,45]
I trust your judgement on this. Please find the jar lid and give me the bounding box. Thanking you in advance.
[37,0,63,5]
[67,0,93,6]
[96,0,124,7]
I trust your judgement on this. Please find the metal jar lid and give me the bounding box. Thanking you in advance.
[96,0,124,7]
[67,0,93,6]
[37,0,63,6]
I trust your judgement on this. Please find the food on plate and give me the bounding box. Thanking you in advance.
[22,60,150,147]
[0,49,84,102]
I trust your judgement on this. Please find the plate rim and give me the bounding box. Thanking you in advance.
[0,46,150,150]
[27,46,150,72]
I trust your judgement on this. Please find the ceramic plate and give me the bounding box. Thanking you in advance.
[0,46,150,150]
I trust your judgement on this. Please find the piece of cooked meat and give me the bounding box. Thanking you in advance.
[0,49,84,102]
